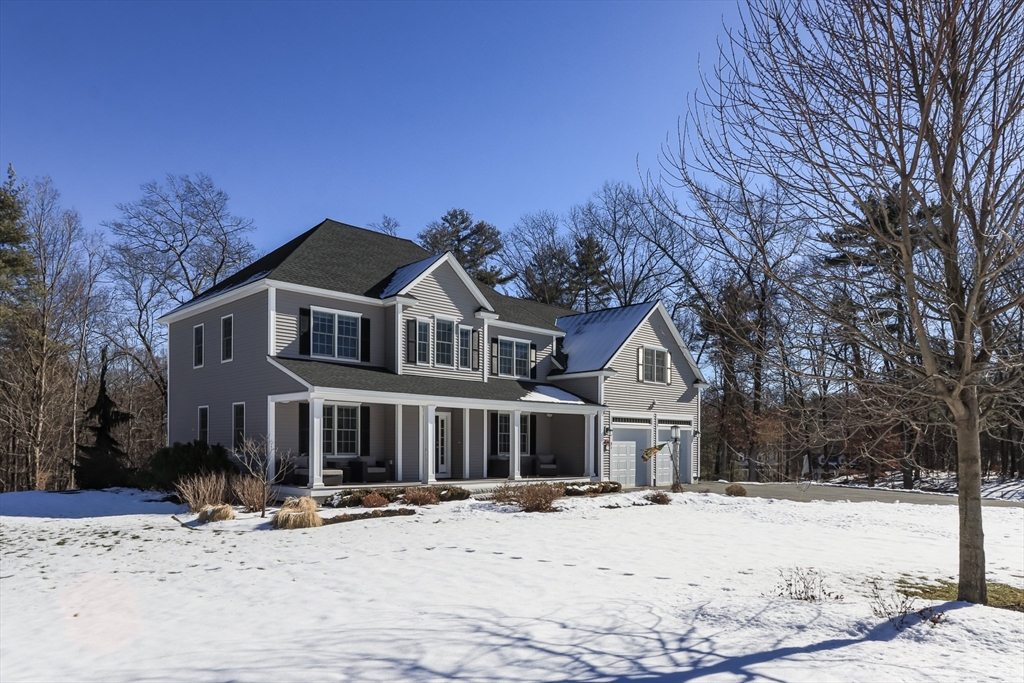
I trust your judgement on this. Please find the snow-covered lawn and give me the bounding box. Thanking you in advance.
[828,470,1024,501]
[1,489,1022,682]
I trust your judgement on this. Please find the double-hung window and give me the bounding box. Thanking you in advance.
[458,326,473,369]
[497,413,511,455]
[312,309,360,361]
[643,347,668,383]
[520,413,530,455]
[322,405,358,456]
[417,321,430,364]
[221,315,233,362]
[498,337,531,378]
[435,319,454,366]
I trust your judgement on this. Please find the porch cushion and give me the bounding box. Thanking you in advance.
[537,454,555,465]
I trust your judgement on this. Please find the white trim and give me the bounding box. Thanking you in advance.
[585,413,595,479]
[307,386,600,414]
[158,280,268,325]
[193,323,204,369]
[414,317,432,365]
[310,398,324,487]
[489,319,566,337]
[433,316,457,368]
[510,409,522,481]
[382,295,418,306]
[266,279,385,308]
[463,407,469,479]
[398,252,495,312]
[267,358,314,389]
[395,303,403,375]
[475,310,499,320]
[220,314,234,363]
[197,405,209,443]
[482,318,489,382]
[268,390,310,403]
[395,405,403,481]
[548,369,618,380]
[434,410,451,478]
[232,401,246,452]
[310,306,362,363]
[268,286,277,356]
[266,397,276,482]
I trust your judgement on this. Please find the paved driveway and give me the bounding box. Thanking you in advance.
[673,481,1023,508]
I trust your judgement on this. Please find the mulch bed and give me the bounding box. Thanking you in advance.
[322,508,416,525]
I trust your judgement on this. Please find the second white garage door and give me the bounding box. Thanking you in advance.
[610,442,636,488]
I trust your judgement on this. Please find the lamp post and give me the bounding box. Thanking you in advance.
[670,425,681,490]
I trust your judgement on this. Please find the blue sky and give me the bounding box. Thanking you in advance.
[1,1,736,251]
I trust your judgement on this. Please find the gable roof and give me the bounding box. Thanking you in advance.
[382,252,495,312]
[555,302,658,374]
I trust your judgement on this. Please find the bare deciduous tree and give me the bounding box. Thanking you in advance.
[660,0,1024,603]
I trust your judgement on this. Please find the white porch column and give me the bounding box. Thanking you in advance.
[585,412,596,479]
[310,398,324,488]
[395,404,403,482]
[510,410,522,481]
[423,404,437,484]
[463,407,470,480]
[266,397,276,483]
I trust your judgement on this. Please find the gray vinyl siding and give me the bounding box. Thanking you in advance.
[550,413,585,477]
[468,409,485,478]
[603,314,700,420]
[367,403,387,461]
[487,325,555,381]
[401,405,420,482]
[274,289,385,366]
[274,402,300,457]
[402,262,484,380]
[547,376,600,404]
[382,404,396,468]
[168,290,305,448]
[533,413,552,455]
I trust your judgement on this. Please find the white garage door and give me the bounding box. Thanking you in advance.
[654,429,674,486]
[610,442,636,489]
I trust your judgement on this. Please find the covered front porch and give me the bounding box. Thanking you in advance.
[266,390,601,493]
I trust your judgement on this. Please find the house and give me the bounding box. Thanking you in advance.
[157,220,708,496]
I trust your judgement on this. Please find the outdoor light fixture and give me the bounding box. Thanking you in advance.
[603,426,612,437]
[670,425,681,440]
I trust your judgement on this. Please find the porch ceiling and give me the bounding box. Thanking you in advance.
[271,356,599,407]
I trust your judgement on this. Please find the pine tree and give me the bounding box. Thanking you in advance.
[76,348,133,489]
[418,208,510,286]
[0,165,35,325]
[571,232,612,312]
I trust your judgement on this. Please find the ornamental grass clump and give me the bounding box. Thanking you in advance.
[175,472,230,512]
[272,496,323,529]
[360,491,390,508]
[645,491,671,505]
[196,503,235,523]
[402,488,441,506]
[725,484,748,497]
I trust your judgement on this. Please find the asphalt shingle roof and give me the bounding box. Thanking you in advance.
[173,220,569,331]
[272,357,596,406]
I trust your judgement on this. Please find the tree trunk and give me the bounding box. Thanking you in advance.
[955,399,987,604]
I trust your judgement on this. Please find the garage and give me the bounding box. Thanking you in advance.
[611,418,652,488]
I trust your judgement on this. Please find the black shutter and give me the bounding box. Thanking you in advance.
[298,402,309,456]
[472,330,480,371]
[360,318,371,362]
[530,414,537,455]
[489,412,498,455]
[299,308,311,355]
[530,343,537,379]
[360,405,371,456]
[406,319,416,364]
[490,337,498,376]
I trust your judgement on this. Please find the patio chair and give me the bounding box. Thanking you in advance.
[536,454,557,477]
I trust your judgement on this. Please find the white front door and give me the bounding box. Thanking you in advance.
[435,412,451,478]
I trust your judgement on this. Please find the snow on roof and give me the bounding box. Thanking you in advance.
[555,302,657,374]
[379,255,444,299]
[518,385,586,404]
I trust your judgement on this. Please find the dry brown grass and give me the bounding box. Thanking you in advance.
[403,488,441,506]
[360,491,390,508]
[490,483,518,505]
[175,472,230,512]
[271,496,323,529]
[197,503,235,523]
[231,474,271,513]
[645,491,672,505]
[725,483,748,497]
